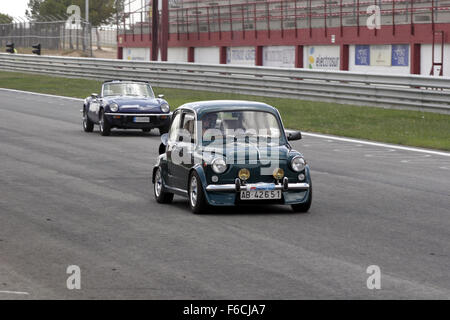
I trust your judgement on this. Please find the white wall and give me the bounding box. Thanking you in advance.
[421,44,450,76]
[263,46,295,68]
[227,46,255,66]
[195,47,220,64]
[167,47,188,62]
[123,47,150,61]
[304,45,340,70]
[349,44,411,75]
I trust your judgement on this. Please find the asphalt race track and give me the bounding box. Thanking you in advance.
[0,89,449,299]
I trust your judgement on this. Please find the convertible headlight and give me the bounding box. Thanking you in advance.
[160,103,170,113]
[291,156,306,172]
[110,103,119,112]
[211,158,227,174]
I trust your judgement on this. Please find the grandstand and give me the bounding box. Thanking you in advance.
[117,1,450,76]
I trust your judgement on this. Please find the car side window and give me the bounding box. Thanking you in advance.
[181,111,196,144]
[168,111,182,143]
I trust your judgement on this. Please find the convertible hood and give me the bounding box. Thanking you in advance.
[105,96,163,113]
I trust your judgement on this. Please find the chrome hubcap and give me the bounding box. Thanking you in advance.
[155,169,162,197]
[190,176,198,207]
[99,114,104,132]
[82,112,87,128]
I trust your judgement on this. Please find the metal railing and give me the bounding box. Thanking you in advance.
[0,53,449,114]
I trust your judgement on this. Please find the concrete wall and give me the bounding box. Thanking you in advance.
[421,44,450,76]
[195,47,221,64]
[168,47,188,62]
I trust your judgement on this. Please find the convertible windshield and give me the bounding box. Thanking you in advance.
[200,110,284,145]
[103,82,154,97]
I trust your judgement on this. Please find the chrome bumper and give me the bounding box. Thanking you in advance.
[104,113,172,116]
[206,182,310,192]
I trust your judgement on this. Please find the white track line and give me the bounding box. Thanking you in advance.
[1,87,449,157]
[0,290,30,295]
[0,88,83,102]
[301,132,450,157]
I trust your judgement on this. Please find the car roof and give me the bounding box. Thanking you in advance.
[178,100,279,117]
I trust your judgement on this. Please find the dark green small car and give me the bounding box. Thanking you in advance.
[152,100,312,214]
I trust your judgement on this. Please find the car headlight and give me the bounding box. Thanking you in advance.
[291,156,306,172]
[110,103,119,112]
[160,103,170,113]
[211,158,227,174]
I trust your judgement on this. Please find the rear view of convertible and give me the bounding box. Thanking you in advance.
[82,80,171,136]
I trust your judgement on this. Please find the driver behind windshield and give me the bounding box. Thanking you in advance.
[201,113,218,135]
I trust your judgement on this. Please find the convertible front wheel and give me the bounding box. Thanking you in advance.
[188,172,208,214]
[99,111,111,136]
[154,168,174,204]
[82,109,94,132]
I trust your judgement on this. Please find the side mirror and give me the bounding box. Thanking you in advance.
[287,131,302,141]
[91,93,98,99]
[158,94,165,99]
[161,133,169,146]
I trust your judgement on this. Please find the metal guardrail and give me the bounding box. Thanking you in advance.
[0,53,449,114]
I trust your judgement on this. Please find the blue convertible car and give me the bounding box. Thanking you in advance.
[152,100,312,214]
[82,80,171,136]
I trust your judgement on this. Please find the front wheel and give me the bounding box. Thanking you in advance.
[99,110,111,136]
[291,186,312,213]
[188,172,208,214]
[154,168,174,204]
[159,123,170,135]
[82,108,94,132]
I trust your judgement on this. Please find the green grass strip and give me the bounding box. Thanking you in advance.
[1,70,449,151]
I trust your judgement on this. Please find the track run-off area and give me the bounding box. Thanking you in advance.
[0,89,449,299]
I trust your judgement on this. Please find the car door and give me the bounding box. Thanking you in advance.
[173,111,196,191]
[166,110,183,188]
[88,96,102,123]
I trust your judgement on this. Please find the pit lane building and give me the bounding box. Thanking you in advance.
[117,0,450,76]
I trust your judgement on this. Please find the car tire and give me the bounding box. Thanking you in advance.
[291,185,312,213]
[159,124,170,135]
[154,168,174,204]
[99,110,111,136]
[82,108,94,132]
[188,171,208,214]
[142,128,151,133]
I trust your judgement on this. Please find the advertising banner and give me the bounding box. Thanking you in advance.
[226,47,255,65]
[305,46,340,70]
[391,45,409,67]
[263,46,295,68]
[355,45,370,66]
[370,45,391,66]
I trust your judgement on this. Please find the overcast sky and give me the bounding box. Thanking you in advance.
[0,0,29,18]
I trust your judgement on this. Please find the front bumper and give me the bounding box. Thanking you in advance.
[206,182,309,192]
[104,113,172,117]
[103,112,171,129]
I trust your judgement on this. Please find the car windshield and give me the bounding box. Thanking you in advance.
[103,82,154,97]
[200,110,284,145]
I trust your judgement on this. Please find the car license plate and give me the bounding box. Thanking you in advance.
[240,190,281,200]
[134,117,150,123]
